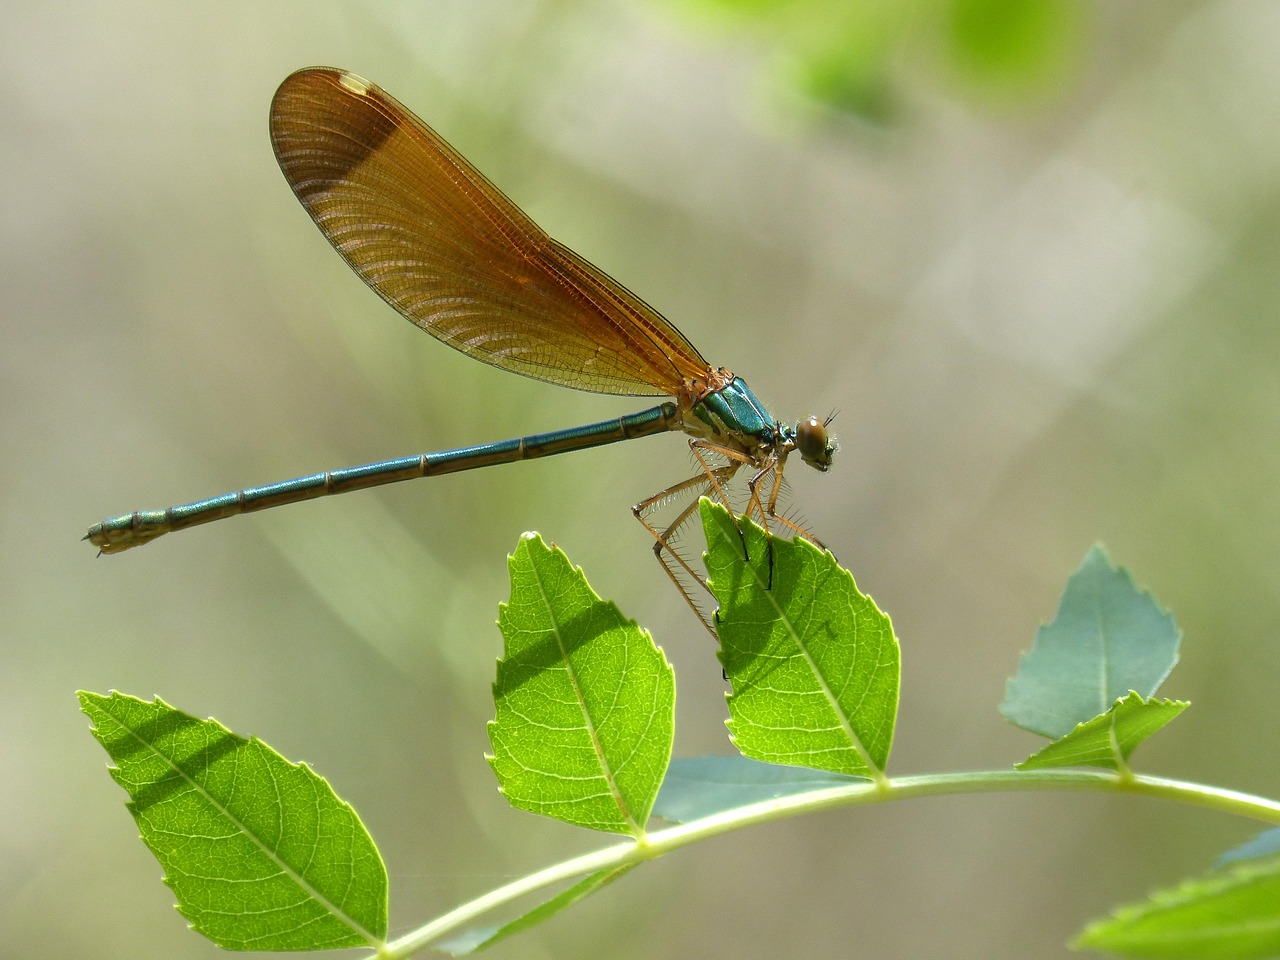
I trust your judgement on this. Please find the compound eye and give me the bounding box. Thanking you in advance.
[795,416,833,470]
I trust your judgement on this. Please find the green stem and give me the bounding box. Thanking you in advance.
[379,769,1280,958]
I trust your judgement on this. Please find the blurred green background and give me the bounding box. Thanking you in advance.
[4,1,1279,957]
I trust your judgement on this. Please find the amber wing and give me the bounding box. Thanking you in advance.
[269,67,710,397]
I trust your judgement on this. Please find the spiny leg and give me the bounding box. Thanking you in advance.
[633,455,743,636]
[636,435,764,566]
[635,437,821,636]
[755,452,827,549]
[740,453,829,591]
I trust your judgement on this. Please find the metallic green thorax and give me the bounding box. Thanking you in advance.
[684,373,836,474]
[691,378,768,442]
[689,377,778,449]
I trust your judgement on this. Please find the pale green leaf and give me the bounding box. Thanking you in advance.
[701,500,899,778]
[654,755,864,823]
[1002,545,1181,739]
[488,533,675,834]
[1016,692,1188,770]
[1076,854,1280,958]
[1218,828,1280,868]
[78,691,387,951]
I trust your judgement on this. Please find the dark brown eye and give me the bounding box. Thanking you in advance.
[795,416,834,471]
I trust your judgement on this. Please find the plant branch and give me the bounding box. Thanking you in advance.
[378,768,1280,957]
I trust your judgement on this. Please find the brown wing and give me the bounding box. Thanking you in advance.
[268,67,710,396]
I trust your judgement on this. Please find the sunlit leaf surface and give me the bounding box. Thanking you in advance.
[1016,692,1187,770]
[79,691,387,951]
[701,501,899,778]
[489,534,675,834]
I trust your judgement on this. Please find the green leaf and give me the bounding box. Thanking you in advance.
[78,691,387,951]
[654,755,865,823]
[489,533,675,835]
[1075,854,1280,958]
[701,500,899,778]
[437,864,639,955]
[1015,692,1188,771]
[1002,545,1181,739]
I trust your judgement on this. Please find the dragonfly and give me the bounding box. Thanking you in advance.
[85,66,836,633]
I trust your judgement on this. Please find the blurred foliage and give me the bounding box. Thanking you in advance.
[660,0,1088,119]
[9,0,1280,958]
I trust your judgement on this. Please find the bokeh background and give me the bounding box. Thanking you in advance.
[4,1,1279,957]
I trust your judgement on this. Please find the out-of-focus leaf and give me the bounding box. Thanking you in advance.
[660,0,1089,117]
[1076,854,1280,958]
[945,0,1085,92]
[1218,828,1280,868]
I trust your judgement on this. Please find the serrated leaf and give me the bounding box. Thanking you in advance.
[701,500,899,778]
[78,691,387,951]
[488,534,674,834]
[1016,692,1187,771]
[437,864,638,955]
[1075,853,1280,958]
[654,755,865,823]
[1002,545,1181,739]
